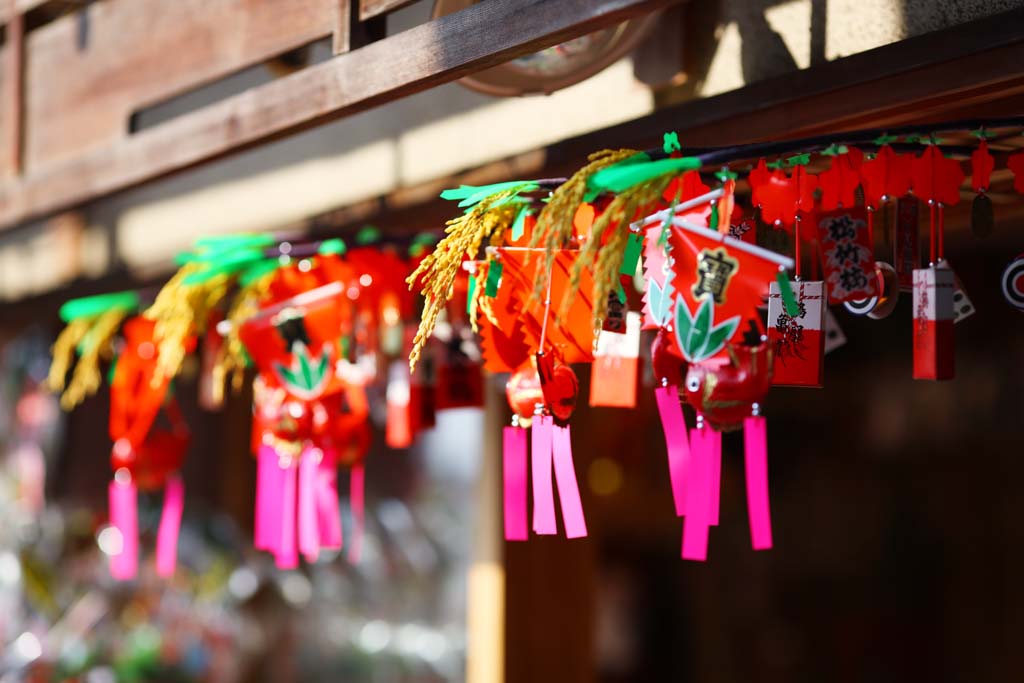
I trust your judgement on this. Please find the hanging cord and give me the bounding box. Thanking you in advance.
[538,264,555,354]
[866,207,875,259]
[929,201,937,266]
[937,203,945,262]
[794,216,802,280]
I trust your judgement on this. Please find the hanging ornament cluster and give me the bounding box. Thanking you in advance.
[50,118,1024,570]
[46,230,486,578]
[408,119,1024,561]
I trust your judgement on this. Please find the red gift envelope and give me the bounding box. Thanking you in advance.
[590,311,641,408]
[767,280,825,387]
[817,207,877,304]
[912,265,955,380]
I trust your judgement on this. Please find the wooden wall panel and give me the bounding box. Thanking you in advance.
[22,0,336,171]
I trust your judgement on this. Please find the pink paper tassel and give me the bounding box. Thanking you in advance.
[503,426,529,541]
[316,449,343,550]
[275,460,299,569]
[155,474,185,578]
[707,428,722,527]
[743,416,774,551]
[254,444,282,551]
[530,415,557,535]
[654,386,690,516]
[348,463,365,563]
[298,447,321,563]
[108,473,138,580]
[551,423,587,539]
[681,427,711,561]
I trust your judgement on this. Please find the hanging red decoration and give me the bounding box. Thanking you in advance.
[755,165,818,228]
[911,145,965,206]
[817,147,864,211]
[971,139,995,192]
[860,145,912,208]
[1008,151,1024,194]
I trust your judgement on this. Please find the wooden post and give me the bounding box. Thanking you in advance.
[466,378,506,683]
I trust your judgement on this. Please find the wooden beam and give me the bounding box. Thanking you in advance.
[2,10,23,177]
[301,9,1024,237]
[359,0,417,22]
[0,0,46,26]
[0,0,679,232]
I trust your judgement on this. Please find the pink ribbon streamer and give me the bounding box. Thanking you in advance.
[108,476,138,580]
[743,416,774,550]
[502,426,529,541]
[347,463,365,563]
[298,447,320,563]
[551,423,587,539]
[681,427,711,561]
[275,460,299,569]
[254,444,282,551]
[654,386,690,516]
[155,474,185,578]
[316,449,343,550]
[530,415,557,535]
[707,428,722,527]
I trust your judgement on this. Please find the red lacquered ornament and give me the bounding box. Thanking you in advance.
[683,343,772,432]
[505,364,544,420]
[536,352,579,423]
[651,327,685,387]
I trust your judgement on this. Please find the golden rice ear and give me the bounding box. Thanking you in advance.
[407,186,526,371]
[144,262,232,388]
[214,270,276,404]
[530,149,637,299]
[563,173,674,329]
[60,308,130,410]
[47,317,94,396]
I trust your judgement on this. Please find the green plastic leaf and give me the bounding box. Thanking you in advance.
[709,202,720,231]
[60,291,140,322]
[647,278,665,326]
[441,181,540,208]
[766,159,785,170]
[700,316,739,361]
[318,238,347,255]
[583,152,653,201]
[239,258,280,287]
[786,153,811,167]
[183,247,265,284]
[820,144,849,157]
[356,226,381,245]
[686,297,713,360]
[715,168,738,182]
[485,260,503,297]
[662,131,681,154]
[776,270,800,317]
[674,299,694,356]
[620,232,643,277]
[587,155,700,195]
[873,133,899,146]
[615,280,627,304]
[971,128,997,139]
[511,206,532,241]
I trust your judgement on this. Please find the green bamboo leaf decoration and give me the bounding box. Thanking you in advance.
[687,297,713,360]
[674,297,738,363]
[273,343,331,397]
[700,317,739,360]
